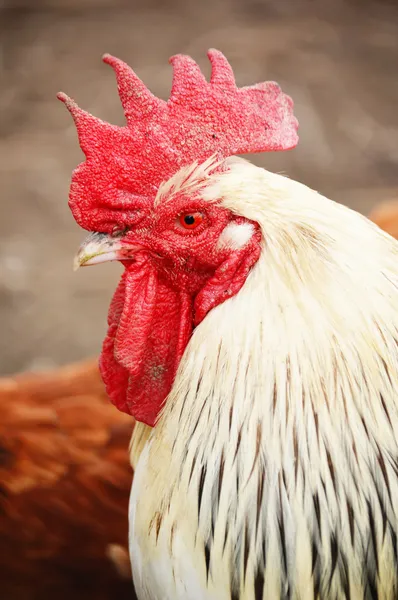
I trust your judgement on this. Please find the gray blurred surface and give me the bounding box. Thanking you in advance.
[1,0,398,375]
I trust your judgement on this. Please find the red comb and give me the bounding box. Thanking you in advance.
[58,49,298,232]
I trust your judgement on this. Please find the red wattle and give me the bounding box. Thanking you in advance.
[99,256,192,426]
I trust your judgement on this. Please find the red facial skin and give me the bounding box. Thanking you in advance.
[98,192,261,426]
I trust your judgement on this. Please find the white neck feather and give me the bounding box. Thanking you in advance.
[159,159,398,456]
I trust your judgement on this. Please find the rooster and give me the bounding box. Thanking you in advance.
[59,50,398,599]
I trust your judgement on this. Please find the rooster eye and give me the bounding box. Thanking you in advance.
[179,212,204,230]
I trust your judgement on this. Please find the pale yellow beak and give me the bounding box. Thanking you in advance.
[73,232,141,271]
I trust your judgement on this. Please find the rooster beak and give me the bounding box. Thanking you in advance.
[73,232,140,271]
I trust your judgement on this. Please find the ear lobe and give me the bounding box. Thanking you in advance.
[193,233,261,325]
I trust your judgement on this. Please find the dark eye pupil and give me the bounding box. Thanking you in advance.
[184,215,195,225]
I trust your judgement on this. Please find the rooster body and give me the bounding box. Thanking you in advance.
[129,160,398,599]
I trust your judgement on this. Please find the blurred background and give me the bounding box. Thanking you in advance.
[1,0,398,598]
[1,0,398,377]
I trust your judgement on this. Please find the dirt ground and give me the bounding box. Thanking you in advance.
[1,0,398,376]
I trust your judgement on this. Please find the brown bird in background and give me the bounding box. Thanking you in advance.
[0,358,135,600]
[368,200,398,240]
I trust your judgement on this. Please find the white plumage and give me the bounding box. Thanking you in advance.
[129,158,398,599]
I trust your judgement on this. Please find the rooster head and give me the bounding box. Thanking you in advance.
[58,50,298,426]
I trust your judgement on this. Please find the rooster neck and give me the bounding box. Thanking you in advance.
[156,243,398,458]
